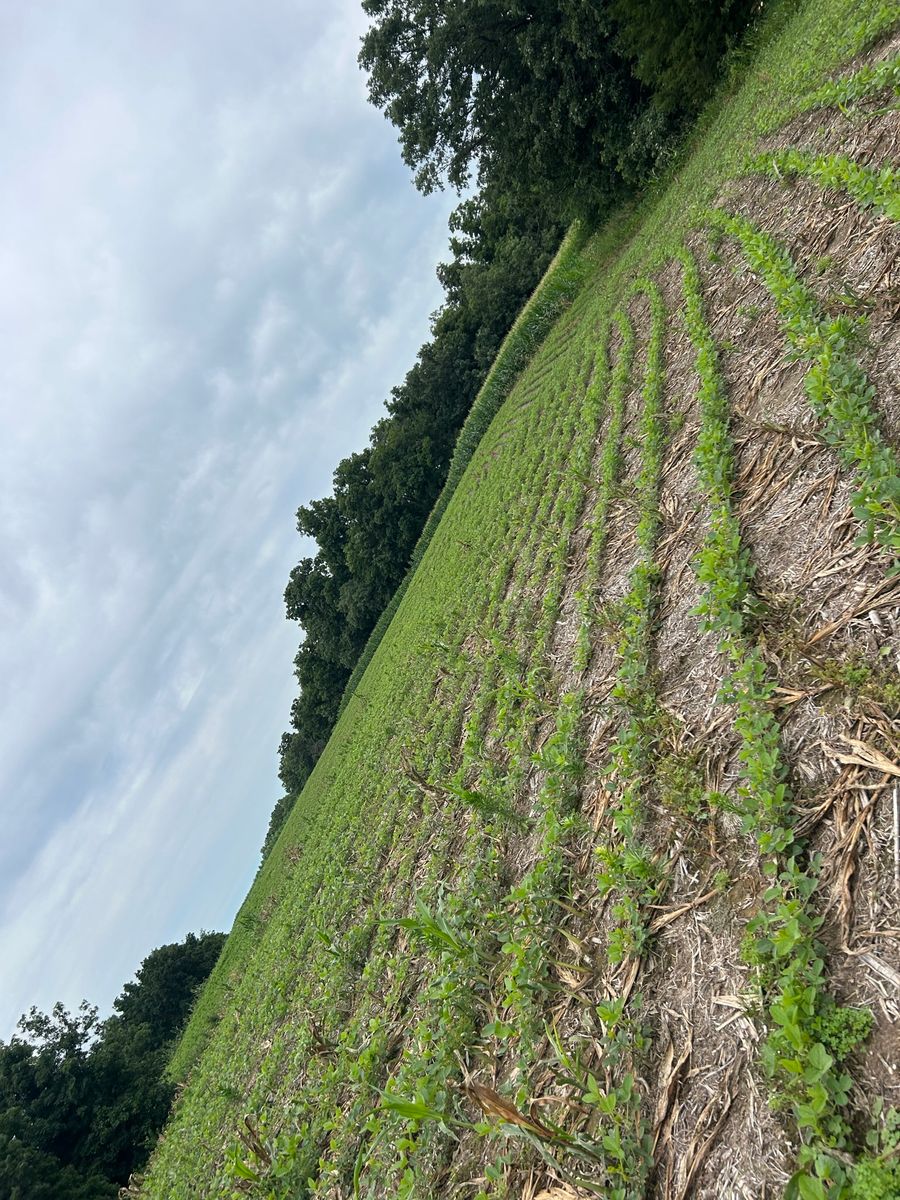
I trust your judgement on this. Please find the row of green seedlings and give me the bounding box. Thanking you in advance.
[299,642,500,1200]
[177,768,424,1194]
[563,283,682,1200]
[376,691,637,1200]
[318,314,608,1197]
[489,315,618,1064]
[491,690,585,1067]
[221,613,515,1188]
[478,692,658,1200]
[219,319,602,1199]
[708,209,899,564]
[746,149,900,221]
[574,313,633,671]
[594,282,671,971]
[359,595,568,1198]
[311,423,589,1200]
[480,691,611,1200]
[479,301,669,1199]
[335,221,591,716]
[361,320,614,1197]
[429,297,607,748]
[444,320,601,833]
[475,315,634,1138]
[679,243,898,1199]
[507,318,605,665]
[800,53,900,113]
[217,662,484,1198]
[368,699,589,1200]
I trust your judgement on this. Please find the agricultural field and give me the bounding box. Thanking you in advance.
[136,2,899,1197]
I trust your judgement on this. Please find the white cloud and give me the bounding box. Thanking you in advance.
[0,0,456,1036]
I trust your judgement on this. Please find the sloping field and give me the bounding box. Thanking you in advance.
[138,4,900,1198]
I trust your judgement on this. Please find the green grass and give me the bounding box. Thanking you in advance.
[143,2,900,1197]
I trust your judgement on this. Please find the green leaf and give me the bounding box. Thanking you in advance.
[229,1159,260,1182]
[804,1042,833,1082]
[784,1172,803,1200]
[797,1173,826,1200]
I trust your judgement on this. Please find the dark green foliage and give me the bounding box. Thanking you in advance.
[0,1134,114,1200]
[261,793,296,860]
[359,0,664,221]
[611,0,761,114]
[0,931,225,1200]
[111,931,226,1049]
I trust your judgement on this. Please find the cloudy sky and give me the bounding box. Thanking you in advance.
[0,1,457,1038]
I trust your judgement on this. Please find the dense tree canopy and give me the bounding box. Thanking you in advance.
[359,0,661,220]
[0,931,225,1200]
[111,930,226,1048]
[359,0,759,217]
[611,0,760,114]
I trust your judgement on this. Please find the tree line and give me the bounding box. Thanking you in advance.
[268,0,758,857]
[0,931,224,1199]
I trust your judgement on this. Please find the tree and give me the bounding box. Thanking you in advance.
[260,793,296,859]
[5,1003,102,1171]
[611,0,760,114]
[0,1133,113,1200]
[0,1004,116,1200]
[0,931,225,1199]
[358,0,663,220]
[77,1019,171,1186]
[111,931,226,1049]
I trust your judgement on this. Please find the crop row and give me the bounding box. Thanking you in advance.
[148,289,599,1197]
[680,244,896,1199]
[748,148,900,219]
[710,208,899,563]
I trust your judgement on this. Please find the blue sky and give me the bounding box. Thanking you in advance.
[0,1,456,1037]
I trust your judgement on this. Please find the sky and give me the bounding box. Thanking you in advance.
[0,1,457,1039]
